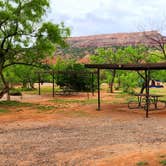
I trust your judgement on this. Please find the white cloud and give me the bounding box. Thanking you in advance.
[46,0,166,36]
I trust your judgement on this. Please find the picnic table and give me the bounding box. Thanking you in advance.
[55,86,75,95]
[128,93,166,110]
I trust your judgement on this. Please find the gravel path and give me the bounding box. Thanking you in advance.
[0,117,166,166]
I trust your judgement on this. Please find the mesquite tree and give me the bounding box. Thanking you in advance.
[0,0,70,98]
[90,48,124,93]
[143,31,166,60]
[90,46,161,93]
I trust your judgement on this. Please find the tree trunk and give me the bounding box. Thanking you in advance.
[0,71,9,99]
[117,73,121,89]
[109,69,116,93]
[29,79,35,89]
[140,82,145,94]
[0,57,9,98]
[7,86,10,101]
[140,80,150,94]
[22,81,28,89]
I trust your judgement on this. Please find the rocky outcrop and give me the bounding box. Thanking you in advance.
[67,31,166,48]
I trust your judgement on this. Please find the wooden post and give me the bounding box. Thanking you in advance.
[97,68,100,111]
[52,71,55,97]
[38,73,41,95]
[145,69,150,118]
[7,82,10,101]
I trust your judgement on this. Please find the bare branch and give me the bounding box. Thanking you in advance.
[143,31,166,59]
[3,62,48,69]
[137,71,145,80]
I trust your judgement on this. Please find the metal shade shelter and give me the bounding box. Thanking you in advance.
[85,62,166,118]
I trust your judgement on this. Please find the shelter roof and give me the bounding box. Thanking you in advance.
[85,62,166,70]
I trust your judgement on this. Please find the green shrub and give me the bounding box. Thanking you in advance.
[55,63,95,92]
[159,160,166,166]
[0,109,10,113]
[9,88,22,96]
[0,101,33,107]
[136,161,149,166]
[21,87,36,91]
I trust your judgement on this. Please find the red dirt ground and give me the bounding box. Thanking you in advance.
[0,92,166,165]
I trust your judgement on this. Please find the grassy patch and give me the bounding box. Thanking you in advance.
[114,93,127,98]
[56,110,90,117]
[159,160,166,166]
[83,99,98,104]
[50,98,82,103]
[150,88,166,94]
[50,98,98,105]
[127,96,138,102]
[0,101,35,107]
[136,161,149,166]
[70,110,90,117]
[149,88,166,100]
[0,101,58,113]
[24,86,60,95]
[0,108,10,114]
[36,105,56,112]
[22,89,38,95]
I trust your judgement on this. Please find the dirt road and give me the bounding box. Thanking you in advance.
[0,116,166,166]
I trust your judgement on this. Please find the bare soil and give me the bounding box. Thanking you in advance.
[0,92,166,166]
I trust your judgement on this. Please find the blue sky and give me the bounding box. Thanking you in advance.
[46,0,166,36]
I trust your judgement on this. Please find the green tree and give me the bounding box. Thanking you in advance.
[120,46,162,93]
[0,0,70,98]
[52,59,93,92]
[90,48,125,93]
[4,65,39,89]
[90,46,163,94]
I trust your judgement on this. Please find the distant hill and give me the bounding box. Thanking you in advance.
[55,31,166,61]
[67,31,165,48]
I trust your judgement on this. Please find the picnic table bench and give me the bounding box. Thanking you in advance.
[55,86,75,95]
[128,93,166,110]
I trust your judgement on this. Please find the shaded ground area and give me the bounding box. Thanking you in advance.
[0,92,166,165]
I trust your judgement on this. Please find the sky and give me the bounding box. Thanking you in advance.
[46,0,166,37]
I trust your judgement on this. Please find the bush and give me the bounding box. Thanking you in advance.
[21,87,36,91]
[120,72,138,94]
[9,88,22,96]
[55,63,95,92]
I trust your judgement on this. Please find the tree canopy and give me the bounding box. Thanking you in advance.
[0,0,70,98]
[50,58,93,92]
[90,46,164,93]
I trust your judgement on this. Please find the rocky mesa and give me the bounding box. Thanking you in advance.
[67,31,166,48]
